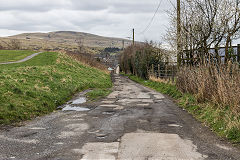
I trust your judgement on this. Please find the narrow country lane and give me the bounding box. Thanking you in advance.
[0,74,240,160]
[0,52,42,65]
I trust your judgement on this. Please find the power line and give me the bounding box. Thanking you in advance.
[138,0,163,35]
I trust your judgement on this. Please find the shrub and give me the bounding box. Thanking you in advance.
[120,43,170,79]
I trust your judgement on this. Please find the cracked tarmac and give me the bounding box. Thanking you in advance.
[0,74,240,160]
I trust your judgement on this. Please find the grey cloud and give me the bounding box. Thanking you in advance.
[0,0,108,12]
[0,0,72,11]
[70,0,108,11]
[108,1,158,14]
[0,0,169,13]
[0,0,174,42]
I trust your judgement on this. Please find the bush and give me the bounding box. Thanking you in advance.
[120,43,169,79]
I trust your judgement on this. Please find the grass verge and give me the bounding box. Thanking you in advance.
[86,88,112,101]
[125,74,240,144]
[0,51,112,125]
[0,50,36,63]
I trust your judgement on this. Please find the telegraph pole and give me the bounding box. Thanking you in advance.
[177,0,181,67]
[133,28,135,46]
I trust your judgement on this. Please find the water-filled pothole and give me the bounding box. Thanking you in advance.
[70,97,86,105]
[62,105,90,111]
[97,135,107,139]
[20,132,38,138]
[102,111,115,115]
[144,107,153,110]
[96,133,108,139]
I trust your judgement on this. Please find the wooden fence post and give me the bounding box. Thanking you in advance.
[151,64,154,77]
[171,65,175,83]
[158,64,160,78]
[237,44,240,63]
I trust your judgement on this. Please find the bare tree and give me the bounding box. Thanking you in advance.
[10,39,21,50]
[166,0,240,64]
[76,37,84,53]
[223,0,240,62]
[0,39,12,49]
[0,43,4,50]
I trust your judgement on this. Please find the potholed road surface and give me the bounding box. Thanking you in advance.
[0,74,240,160]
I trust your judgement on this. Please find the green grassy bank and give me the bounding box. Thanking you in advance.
[0,51,112,125]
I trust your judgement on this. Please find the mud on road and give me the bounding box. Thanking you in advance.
[0,74,240,160]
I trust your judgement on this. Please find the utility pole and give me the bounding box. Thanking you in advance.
[177,0,181,67]
[133,28,135,46]
[122,40,125,50]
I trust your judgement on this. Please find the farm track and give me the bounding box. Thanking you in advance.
[0,52,42,65]
[0,74,240,159]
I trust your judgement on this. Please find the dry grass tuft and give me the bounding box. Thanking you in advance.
[177,62,240,114]
[149,75,174,85]
[60,50,108,73]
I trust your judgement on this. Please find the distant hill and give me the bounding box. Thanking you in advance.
[9,31,132,49]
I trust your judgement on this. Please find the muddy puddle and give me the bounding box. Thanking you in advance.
[70,97,87,105]
[61,96,90,111]
[62,105,90,111]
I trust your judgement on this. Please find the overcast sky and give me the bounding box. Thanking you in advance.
[0,0,175,42]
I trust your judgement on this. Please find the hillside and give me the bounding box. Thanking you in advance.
[11,31,132,48]
[0,31,132,54]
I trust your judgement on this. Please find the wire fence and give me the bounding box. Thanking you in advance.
[181,44,240,65]
[148,45,240,83]
[148,62,178,83]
